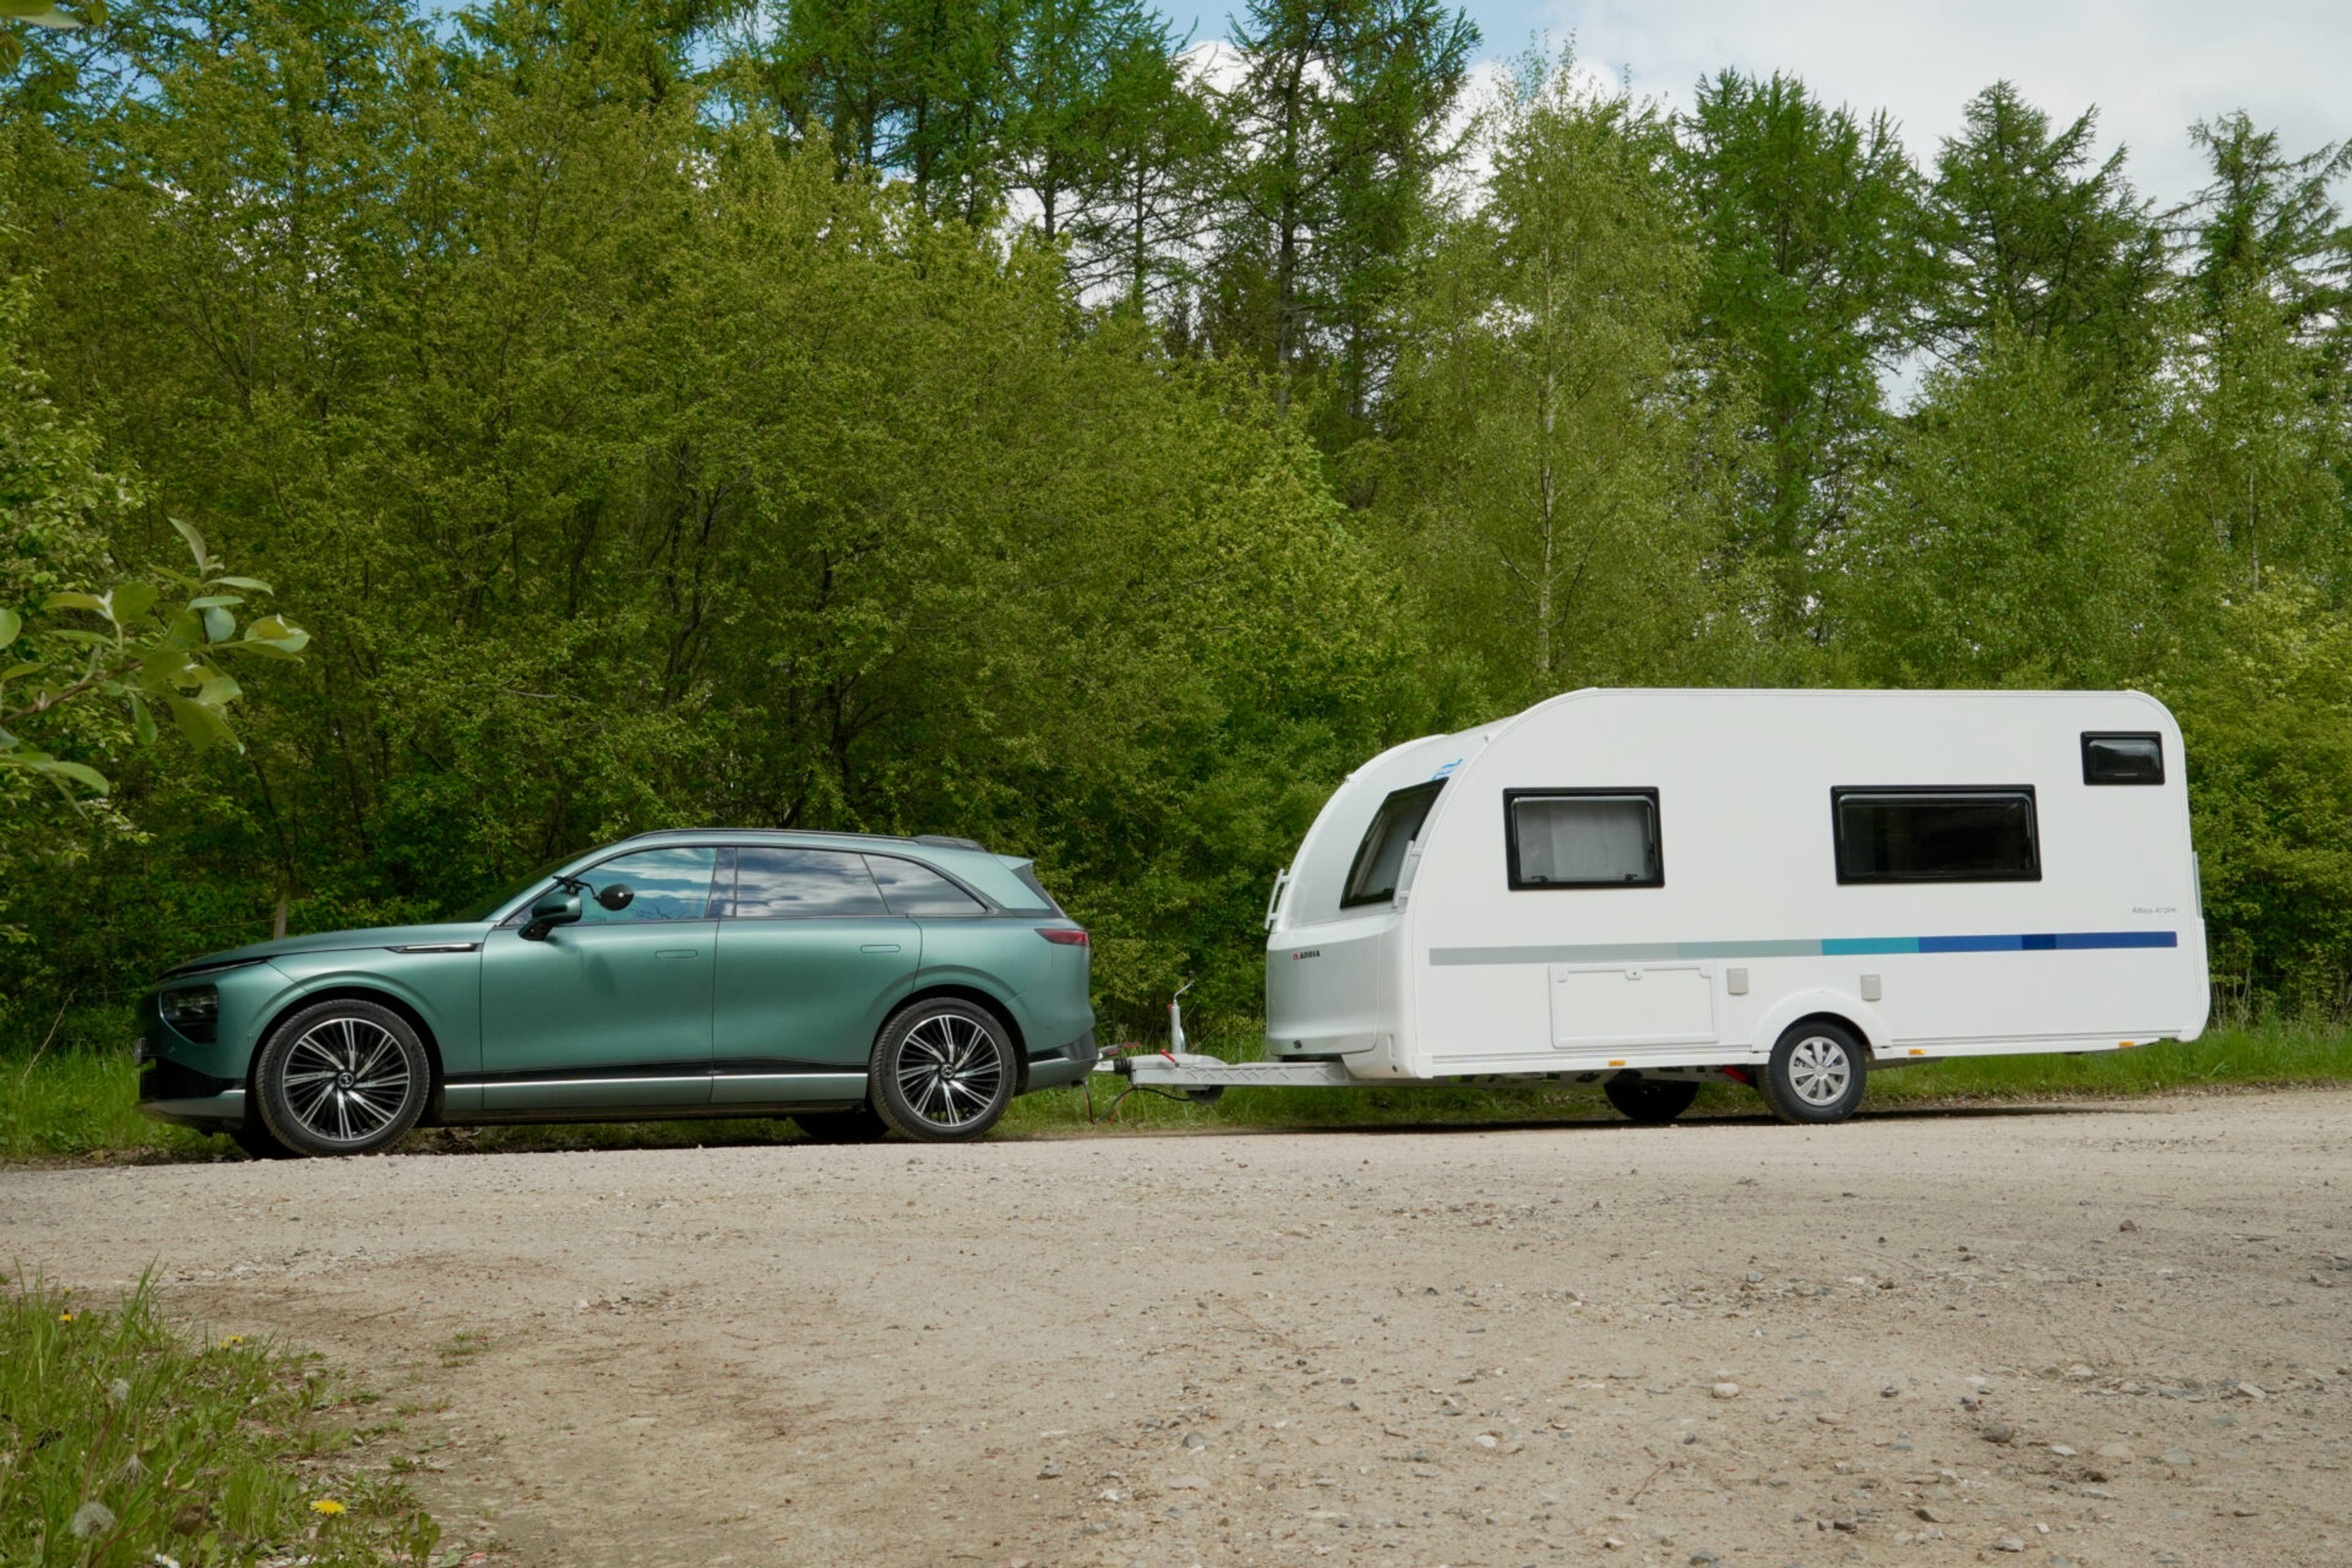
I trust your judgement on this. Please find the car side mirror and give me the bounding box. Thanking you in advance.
[522,889,582,942]
[594,882,635,912]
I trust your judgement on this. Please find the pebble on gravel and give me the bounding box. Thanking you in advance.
[1981,1423,2016,1444]
[1711,1382,1740,1400]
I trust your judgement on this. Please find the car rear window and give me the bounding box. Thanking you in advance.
[865,856,986,916]
[1009,863,1062,914]
[727,847,891,918]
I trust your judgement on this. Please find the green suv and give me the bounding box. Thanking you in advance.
[137,831,1096,1156]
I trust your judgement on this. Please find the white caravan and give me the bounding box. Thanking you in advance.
[1112,688,2208,1124]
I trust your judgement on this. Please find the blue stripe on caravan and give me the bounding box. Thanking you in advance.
[1918,933,2021,953]
[2055,930,2177,949]
[1821,937,1920,956]
[1427,930,2179,967]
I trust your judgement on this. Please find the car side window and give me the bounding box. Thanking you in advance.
[865,856,986,916]
[728,848,891,918]
[574,846,721,922]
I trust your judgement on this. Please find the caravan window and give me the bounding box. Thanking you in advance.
[2082,732,2163,785]
[1341,781,1446,908]
[1833,788,2040,883]
[1505,790,1664,889]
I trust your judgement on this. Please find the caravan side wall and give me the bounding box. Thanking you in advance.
[1397,690,2208,1077]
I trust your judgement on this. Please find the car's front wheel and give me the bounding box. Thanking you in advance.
[870,998,1015,1142]
[252,1000,431,1157]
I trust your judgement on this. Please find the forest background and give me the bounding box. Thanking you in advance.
[4,0,2350,1061]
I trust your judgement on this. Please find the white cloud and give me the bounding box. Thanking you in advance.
[1182,1,2352,209]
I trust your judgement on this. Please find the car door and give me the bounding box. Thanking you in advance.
[710,846,922,1104]
[476,844,722,1113]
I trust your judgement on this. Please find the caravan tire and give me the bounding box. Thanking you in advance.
[1602,1074,1700,1125]
[1758,1020,1868,1125]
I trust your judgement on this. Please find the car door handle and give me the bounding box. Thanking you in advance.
[655,949,699,959]
[861,943,902,954]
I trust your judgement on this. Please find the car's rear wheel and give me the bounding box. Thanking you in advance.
[870,999,1015,1142]
[792,1106,891,1144]
[1603,1072,1700,1125]
[1757,1020,1868,1125]
[253,1000,430,1158]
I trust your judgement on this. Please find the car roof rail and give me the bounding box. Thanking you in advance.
[911,834,986,851]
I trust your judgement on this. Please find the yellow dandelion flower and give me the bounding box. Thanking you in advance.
[219,1335,245,1346]
[309,1498,347,1516]
[58,1312,74,1322]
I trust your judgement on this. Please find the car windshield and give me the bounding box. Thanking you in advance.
[443,850,585,923]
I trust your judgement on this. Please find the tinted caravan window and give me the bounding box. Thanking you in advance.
[1833,788,2040,883]
[2082,731,2163,785]
[1341,781,1445,908]
[1506,791,1663,888]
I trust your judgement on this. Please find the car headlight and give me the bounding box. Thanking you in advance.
[159,985,221,1043]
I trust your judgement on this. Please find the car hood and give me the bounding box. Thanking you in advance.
[163,922,493,979]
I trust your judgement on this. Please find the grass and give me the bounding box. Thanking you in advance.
[2,1014,2347,1164]
[0,1272,442,1567]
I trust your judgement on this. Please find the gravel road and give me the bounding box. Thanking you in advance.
[7,1092,2350,1568]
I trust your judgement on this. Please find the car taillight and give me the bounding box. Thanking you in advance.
[1037,928,1088,946]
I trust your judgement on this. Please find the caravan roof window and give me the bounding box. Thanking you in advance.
[1505,790,1664,889]
[1341,781,1446,908]
[1833,787,2040,883]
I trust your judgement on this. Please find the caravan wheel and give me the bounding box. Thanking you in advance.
[1758,1020,1867,1125]
[1602,1074,1699,1125]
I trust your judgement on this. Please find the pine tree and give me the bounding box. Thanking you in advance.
[1920,82,2168,386]
[1204,0,1476,422]
[1674,69,1924,639]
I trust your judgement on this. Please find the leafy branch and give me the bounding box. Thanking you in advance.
[0,518,310,796]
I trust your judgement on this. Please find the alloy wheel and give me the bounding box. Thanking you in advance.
[892,1011,1006,1131]
[280,1016,414,1145]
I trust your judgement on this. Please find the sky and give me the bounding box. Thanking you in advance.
[1174,1,2352,211]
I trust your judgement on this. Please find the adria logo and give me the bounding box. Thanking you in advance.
[1291,949,1322,960]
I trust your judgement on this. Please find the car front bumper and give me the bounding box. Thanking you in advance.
[137,1055,249,1128]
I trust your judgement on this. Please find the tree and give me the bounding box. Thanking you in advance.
[1062,15,1223,310]
[1674,69,1924,638]
[1365,48,1722,701]
[2173,111,2352,389]
[1920,82,2169,386]
[1204,0,1476,423]
[1831,326,2173,688]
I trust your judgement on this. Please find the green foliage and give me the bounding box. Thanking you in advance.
[2,0,2351,1058]
[1363,48,1726,702]
[1675,69,1924,636]
[1831,325,2175,687]
[0,1272,439,1565]
[1920,83,2172,388]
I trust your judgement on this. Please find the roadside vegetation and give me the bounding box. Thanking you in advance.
[0,1273,440,1566]
[5,1016,2346,1163]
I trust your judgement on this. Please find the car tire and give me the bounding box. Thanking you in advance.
[869,998,1016,1142]
[1757,1019,1868,1125]
[252,1000,431,1158]
[792,1106,892,1144]
[1602,1073,1700,1125]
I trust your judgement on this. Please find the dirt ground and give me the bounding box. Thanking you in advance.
[7,1092,2351,1568]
